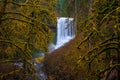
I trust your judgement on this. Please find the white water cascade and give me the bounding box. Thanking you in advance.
[49,17,75,52]
[55,17,75,49]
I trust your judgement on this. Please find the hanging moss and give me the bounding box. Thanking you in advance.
[0,0,57,79]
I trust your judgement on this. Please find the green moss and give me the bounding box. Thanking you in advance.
[50,32,56,43]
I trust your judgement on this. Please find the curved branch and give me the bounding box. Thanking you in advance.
[0,59,21,64]
[105,64,120,80]
[87,40,118,55]
[0,11,50,26]
[89,46,119,65]
[81,37,118,60]
[0,1,41,7]
[0,17,33,25]
[97,64,120,77]
[0,17,49,37]
[78,30,116,49]
[0,40,32,59]
[1,12,39,22]
[100,37,117,45]
[100,8,117,24]
[98,0,115,14]
[78,32,93,48]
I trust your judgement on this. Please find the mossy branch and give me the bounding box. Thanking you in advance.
[97,64,120,79]
[0,59,21,64]
[105,64,120,80]
[0,17,48,34]
[0,1,41,7]
[100,8,118,25]
[1,12,39,22]
[0,40,32,59]
[87,40,118,55]
[78,32,93,48]
[81,37,118,60]
[98,0,115,14]
[0,17,33,25]
[88,46,119,66]
[1,11,49,25]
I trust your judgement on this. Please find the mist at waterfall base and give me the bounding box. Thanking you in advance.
[49,17,75,53]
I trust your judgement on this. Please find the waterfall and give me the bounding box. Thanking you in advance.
[55,17,75,49]
[48,17,75,52]
[39,17,75,79]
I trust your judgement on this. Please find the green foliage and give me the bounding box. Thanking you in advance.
[0,0,56,79]
[77,0,120,79]
[50,32,56,43]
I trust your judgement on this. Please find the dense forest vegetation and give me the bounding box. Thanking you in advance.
[0,0,120,80]
[0,0,56,80]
